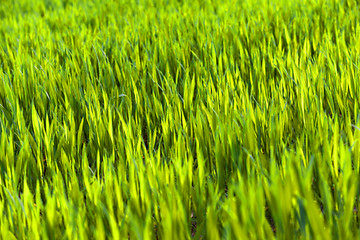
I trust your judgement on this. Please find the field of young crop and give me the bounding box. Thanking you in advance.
[1,0,360,239]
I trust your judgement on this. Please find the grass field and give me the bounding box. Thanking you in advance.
[1,0,360,239]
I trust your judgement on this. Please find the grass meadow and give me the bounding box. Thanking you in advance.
[1,0,360,239]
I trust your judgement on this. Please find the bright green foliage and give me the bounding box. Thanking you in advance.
[1,0,360,239]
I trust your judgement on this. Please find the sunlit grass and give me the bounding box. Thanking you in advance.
[1,0,360,239]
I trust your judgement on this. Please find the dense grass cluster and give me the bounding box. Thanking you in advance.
[1,0,360,238]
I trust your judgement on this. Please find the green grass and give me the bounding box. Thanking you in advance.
[1,0,360,239]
